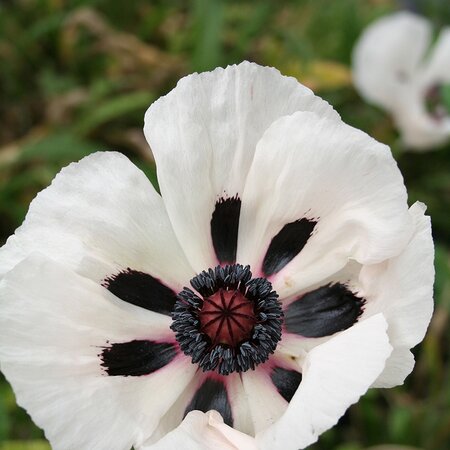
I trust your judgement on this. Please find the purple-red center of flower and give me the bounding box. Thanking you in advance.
[171,264,283,375]
[199,288,256,347]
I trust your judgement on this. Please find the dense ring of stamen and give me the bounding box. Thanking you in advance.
[171,264,283,375]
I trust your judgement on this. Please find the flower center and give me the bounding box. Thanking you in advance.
[425,83,450,120]
[199,289,255,346]
[171,264,283,375]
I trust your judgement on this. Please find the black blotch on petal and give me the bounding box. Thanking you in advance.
[211,196,241,264]
[285,283,365,338]
[103,268,177,316]
[262,218,317,277]
[184,378,233,426]
[101,340,177,376]
[270,366,303,402]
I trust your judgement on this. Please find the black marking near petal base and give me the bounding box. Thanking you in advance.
[184,378,233,426]
[285,283,365,338]
[211,196,241,264]
[262,218,317,277]
[270,366,303,402]
[101,340,177,376]
[103,269,177,316]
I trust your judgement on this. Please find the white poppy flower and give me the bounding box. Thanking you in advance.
[0,62,434,450]
[352,12,450,150]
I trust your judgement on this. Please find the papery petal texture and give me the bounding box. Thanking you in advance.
[0,151,194,291]
[0,255,196,450]
[277,203,434,388]
[257,315,392,450]
[142,410,258,450]
[362,202,434,387]
[237,110,412,296]
[422,27,450,84]
[144,61,339,272]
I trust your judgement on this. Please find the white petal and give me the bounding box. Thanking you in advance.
[352,12,431,110]
[226,372,255,436]
[353,13,450,150]
[276,332,325,357]
[142,411,258,450]
[257,314,392,450]
[398,28,450,150]
[144,61,338,271]
[392,97,450,150]
[144,373,253,446]
[278,203,433,388]
[237,111,412,297]
[422,27,450,84]
[241,368,288,434]
[140,377,198,446]
[361,202,434,387]
[373,347,415,389]
[0,151,194,290]
[0,255,196,450]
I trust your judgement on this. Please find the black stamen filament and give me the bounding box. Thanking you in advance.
[171,264,283,375]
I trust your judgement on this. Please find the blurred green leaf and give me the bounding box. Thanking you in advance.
[0,442,50,450]
[74,91,155,136]
[229,1,273,60]
[192,0,224,71]
[38,70,78,97]
[20,11,66,44]
[134,160,159,192]
[335,444,363,450]
[434,244,450,309]
[441,84,450,114]
[388,407,414,444]
[0,384,10,440]
[19,132,99,164]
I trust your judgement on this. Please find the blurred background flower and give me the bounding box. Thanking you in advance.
[352,11,450,150]
[0,1,449,449]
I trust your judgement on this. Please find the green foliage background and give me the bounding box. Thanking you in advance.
[0,1,449,449]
